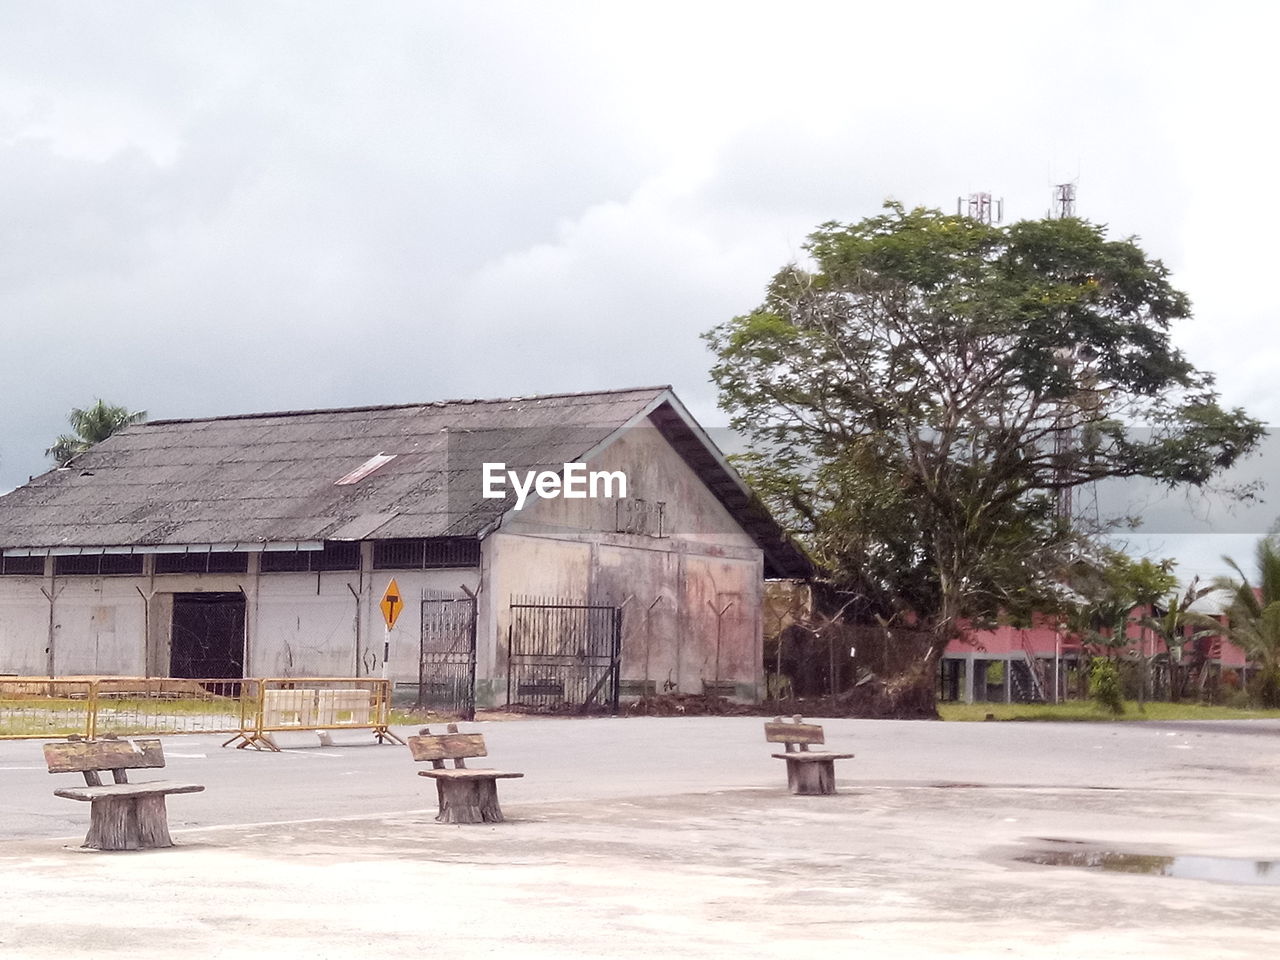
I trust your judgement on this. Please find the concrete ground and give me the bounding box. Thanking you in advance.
[2,716,1280,958]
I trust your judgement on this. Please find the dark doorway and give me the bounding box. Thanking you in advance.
[170,592,246,679]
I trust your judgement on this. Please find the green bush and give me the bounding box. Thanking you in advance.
[1224,689,1252,709]
[1090,659,1125,715]
[1248,668,1280,708]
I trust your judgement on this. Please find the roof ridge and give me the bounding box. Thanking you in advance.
[143,385,674,427]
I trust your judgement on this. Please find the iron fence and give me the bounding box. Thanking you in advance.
[418,595,477,719]
[507,595,621,711]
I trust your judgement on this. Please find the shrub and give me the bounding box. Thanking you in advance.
[1248,668,1280,708]
[1224,689,1251,709]
[1090,658,1125,715]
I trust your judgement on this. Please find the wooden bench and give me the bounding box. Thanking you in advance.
[43,736,205,850]
[408,724,523,824]
[765,716,854,796]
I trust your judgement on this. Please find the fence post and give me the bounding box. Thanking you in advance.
[86,679,98,740]
[611,605,622,713]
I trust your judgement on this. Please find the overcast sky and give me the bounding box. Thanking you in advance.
[1,2,1276,577]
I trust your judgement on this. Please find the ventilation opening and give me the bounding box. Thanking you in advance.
[155,552,250,575]
[260,541,361,573]
[54,554,144,576]
[373,538,481,569]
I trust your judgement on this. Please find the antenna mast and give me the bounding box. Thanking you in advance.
[957,191,1004,224]
[1050,181,1077,219]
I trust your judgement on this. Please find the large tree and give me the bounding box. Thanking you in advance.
[706,203,1263,708]
[47,399,147,465]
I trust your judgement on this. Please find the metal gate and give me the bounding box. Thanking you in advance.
[507,595,621,711]
[419,596,477,719]
[171,592,246,679]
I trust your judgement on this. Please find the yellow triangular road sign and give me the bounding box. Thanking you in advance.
[380,578,404,629]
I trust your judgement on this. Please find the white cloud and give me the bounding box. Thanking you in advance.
[0,0,1274,558]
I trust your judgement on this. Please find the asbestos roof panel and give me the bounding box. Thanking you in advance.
[0,387,665,550]
[0,385,812,579]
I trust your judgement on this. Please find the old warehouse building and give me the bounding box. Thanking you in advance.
[0,387,807,710]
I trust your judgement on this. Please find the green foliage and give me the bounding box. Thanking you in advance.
[1248,668,1280,709]
[46,399,147,465]
[1089,658,1125,715]
[705,202,1262,661]
[1138,575,1221,701]
[940,699,1280,722]
[1068,549,1178,646]
[1216,538,1280,683]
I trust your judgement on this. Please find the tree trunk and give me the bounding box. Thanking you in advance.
[878,633,945,719]
[435,778,505,824]
[84,795,173,850]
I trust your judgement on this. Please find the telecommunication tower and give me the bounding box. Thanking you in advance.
[957,191,1004,224]
[1050,181,1077,219]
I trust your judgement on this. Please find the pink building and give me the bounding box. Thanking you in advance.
[938,606,1247,704]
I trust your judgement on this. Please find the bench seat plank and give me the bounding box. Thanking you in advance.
[418,769,523,781]
[770,752,855,763]
[53,782,206,802]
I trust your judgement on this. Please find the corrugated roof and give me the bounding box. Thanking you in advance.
[0,386,811,578]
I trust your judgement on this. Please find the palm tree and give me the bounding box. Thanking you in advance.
[1140,577,1220,702]
[1068,550,1177,708]
[46,400,147,465]
[1215,538,1280,706]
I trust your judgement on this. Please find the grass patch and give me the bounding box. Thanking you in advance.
[387,707,461,726]
[940,701,1280,722]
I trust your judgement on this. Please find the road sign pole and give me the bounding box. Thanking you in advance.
[378,578,403,683]
[381,623,391,680]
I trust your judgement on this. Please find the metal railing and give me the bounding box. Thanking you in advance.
[0,678,95,740]
[0,676,404,751]
[93,677,254,738]
[233,677,405,751]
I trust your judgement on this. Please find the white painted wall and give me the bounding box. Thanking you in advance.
[0,576,54,675]
[0,563,479,683]
[38,575,148,676]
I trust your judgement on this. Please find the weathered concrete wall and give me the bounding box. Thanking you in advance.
[36,575,148,676]
[249,573,361,678]
[0,576,57,675]
[482,422,765,704]
[0,561,478,683]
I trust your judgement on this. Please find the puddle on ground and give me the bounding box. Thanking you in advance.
[1019,847,1280,886]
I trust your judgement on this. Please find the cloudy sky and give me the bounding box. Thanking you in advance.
[0,2,1275,577]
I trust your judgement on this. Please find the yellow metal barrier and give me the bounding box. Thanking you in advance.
[92,677,257,739]
[0,677,95,739]
[224,677,405,752]
[0,676,403,752]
